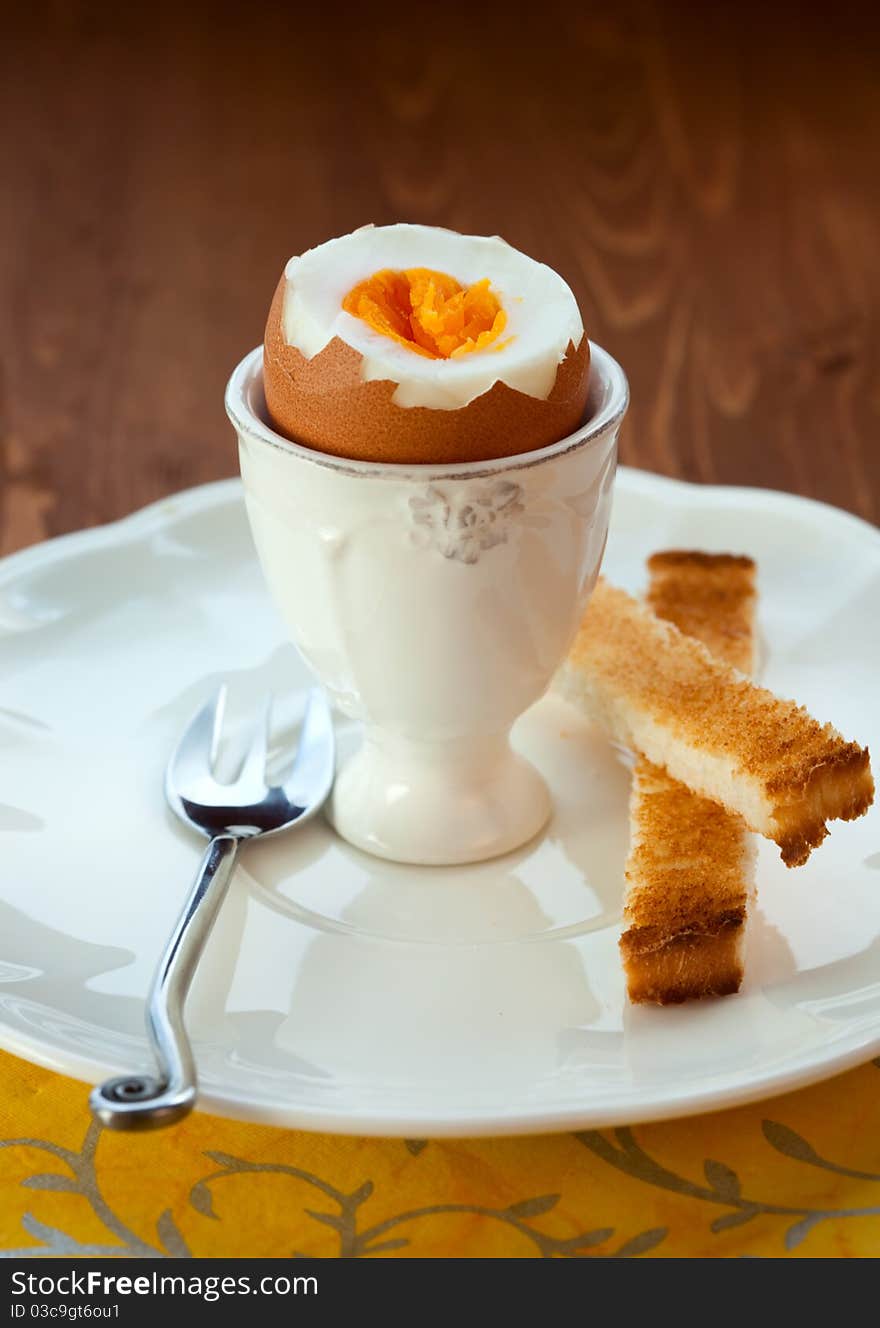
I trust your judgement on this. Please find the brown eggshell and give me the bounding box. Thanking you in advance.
[262,276,591,465]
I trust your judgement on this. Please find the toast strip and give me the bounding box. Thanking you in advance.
[557,576,873,867]
[622,553,757,1004]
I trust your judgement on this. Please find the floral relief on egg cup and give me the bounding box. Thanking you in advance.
[408,479,525,565]
[227,343,628,866]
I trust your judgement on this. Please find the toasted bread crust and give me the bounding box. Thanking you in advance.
[645,551,757,676]
[622,554,757,1004]
[622,922,746,1004]
[558,577,874,866]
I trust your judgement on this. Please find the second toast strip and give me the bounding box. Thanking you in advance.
[621,553,757,1004]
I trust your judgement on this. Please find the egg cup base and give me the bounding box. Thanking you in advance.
[326,731,552,866]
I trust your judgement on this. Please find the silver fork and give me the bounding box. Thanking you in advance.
[89,685,335,1131]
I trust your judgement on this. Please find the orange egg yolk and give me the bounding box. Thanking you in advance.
[342,268,508,359]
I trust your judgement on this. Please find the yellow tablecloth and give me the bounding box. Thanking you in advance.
[2,1050,879,1257]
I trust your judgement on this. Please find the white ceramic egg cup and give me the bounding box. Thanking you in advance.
[227,345,628,865]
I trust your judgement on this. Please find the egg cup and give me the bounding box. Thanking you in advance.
[227,344,628,865]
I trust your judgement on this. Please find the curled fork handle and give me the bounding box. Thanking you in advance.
[89,835,239,1130]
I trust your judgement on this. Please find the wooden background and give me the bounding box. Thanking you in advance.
[2,0,878,557]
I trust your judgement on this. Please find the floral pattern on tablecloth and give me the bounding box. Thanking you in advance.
[2,1052,879,1258]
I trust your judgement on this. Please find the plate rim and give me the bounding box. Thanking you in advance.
[1,467,878,1136]
[1,999,879,1137]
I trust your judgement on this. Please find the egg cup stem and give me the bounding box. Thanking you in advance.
[327,730,552,866]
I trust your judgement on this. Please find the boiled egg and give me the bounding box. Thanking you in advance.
[263,223,589,465]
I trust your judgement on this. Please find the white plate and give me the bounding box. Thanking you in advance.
[0,468,878,1136]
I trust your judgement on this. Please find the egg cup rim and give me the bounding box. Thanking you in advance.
[226,340,629,481]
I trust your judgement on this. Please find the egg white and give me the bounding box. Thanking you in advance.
[281,224,585,410]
